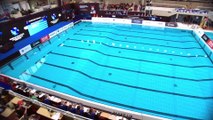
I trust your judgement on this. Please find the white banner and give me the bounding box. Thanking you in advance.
[49,31,58,39]
[92,17,114,23]
[58,28,64,33]
[143,20,165,27]
[113,18,131,24]
[19,44,32,55]
[92,17,166,25]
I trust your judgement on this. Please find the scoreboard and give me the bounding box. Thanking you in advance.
[26,16,48,36]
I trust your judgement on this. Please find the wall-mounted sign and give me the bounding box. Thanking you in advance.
[10,27,20,36]
[9,27,25,41]
[50,13,59,24]
[26,16,48,36]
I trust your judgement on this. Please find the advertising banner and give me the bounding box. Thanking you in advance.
[201,34,209,42]
[19,44,32,55]
[7,23,30,43]
[49,31,58,39]
[99,11,128,18]
[131,19,143,24]
[40,35,50,43]
[200,34,213,50]
[31,40,41,48]
[206,40,213,49]
[165,22,178,27]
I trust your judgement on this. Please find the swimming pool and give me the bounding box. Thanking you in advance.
[1,21,213,120]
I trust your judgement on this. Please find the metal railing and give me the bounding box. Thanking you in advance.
[9,90,91,120]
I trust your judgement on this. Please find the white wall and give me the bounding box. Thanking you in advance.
[150,7,176,17]
[208,11,213,21]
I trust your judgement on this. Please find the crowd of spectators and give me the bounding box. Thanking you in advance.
[42,94,99,119]
[11,82,132,120]
[12,83,99,119]
[103,3,144,12]
[0,11,10,23]
[0,87,37,120]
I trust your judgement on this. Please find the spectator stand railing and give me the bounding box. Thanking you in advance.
[9,89,91,120]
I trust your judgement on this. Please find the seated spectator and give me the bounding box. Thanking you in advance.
[11,82,18,91]
[58,101,68,111]
[68,104,73,113]
[30,93,38,100]
[106,3,136,12]
[95,111,101,120]
[17,100,24,107]
[89,108,96,119]
[76,104,84,115]
[68,103,76,113]
[43,95,51,105]
[83,109,90,118]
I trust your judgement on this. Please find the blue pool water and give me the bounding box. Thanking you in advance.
[1,21,213,120]
[206,32,213,40]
